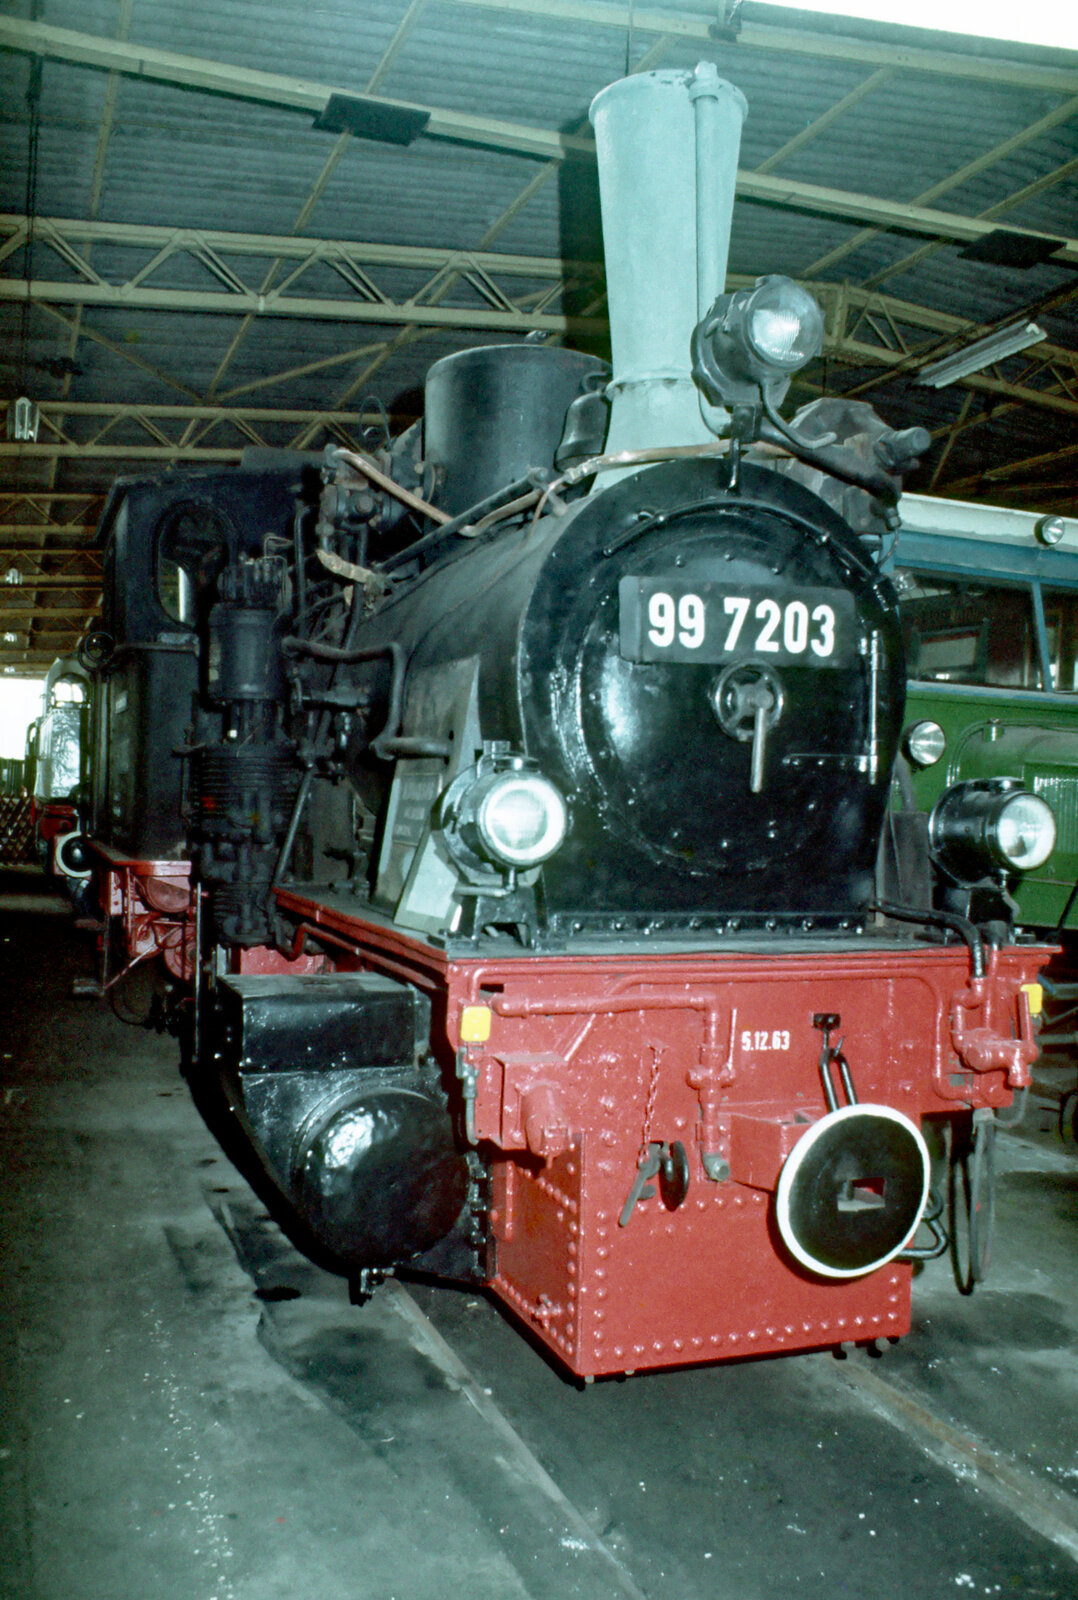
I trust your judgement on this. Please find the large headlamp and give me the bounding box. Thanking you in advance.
[691,274,825,407]
[930,778,1056,882]
[55,829,93,881]
[439,752,568,877]
[474,770,567,868]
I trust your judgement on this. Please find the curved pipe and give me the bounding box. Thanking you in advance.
[281,638,406,760]
[872,899,986,979]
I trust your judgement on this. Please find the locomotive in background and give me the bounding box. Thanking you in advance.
[79,65,1055,1377]
[892,495,1077,937]
[24,656,93,901]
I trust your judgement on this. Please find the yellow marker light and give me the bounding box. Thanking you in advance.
[460,1005,493,1043]
[1021,983,1044,1017]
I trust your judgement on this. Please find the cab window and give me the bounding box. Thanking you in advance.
[1043,588,1078,692]
[155,503,230,625]
[895,572,1043,690]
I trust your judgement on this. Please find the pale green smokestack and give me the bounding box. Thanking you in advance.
[589,63,747,461]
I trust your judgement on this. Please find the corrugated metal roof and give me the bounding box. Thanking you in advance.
[0,0,1076,665]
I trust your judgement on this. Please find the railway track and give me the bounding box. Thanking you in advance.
[211,1129,1078,1600]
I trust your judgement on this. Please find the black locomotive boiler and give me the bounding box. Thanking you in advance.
[83,65,1054,1378]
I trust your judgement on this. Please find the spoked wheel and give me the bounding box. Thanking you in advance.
[949,1111,996,1296]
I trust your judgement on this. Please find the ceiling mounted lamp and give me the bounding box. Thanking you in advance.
[917,321,1046,388]
[5,397,40,442]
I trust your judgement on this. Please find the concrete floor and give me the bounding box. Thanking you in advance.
[2,873,1077,1600]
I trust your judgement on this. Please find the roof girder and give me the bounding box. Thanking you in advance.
[5,225,1077,407]
[800,94,1078,279]
[199,0,435,414]
[449,0,1078,96]
[1,22,1075,265]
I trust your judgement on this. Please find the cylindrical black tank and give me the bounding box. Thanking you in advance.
[291,1085,469,1264]
[206,557,288,704]
[423,344,609,515]
[197,555,297,944]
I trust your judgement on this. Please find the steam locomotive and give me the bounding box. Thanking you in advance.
[80,66,1055,1378]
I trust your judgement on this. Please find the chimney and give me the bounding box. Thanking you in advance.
[589,64,747,463]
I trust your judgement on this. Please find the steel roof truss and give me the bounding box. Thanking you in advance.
[448,0,1078,96]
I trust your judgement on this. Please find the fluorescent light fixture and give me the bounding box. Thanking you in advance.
[917,322,1046,388]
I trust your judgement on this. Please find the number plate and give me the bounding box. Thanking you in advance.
[619,578,857,666]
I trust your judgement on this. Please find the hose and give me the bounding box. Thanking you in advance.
[380,473,548,575]
[949,1112,995,1294]
[871,899,986,979]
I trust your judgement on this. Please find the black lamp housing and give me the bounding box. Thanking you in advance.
[691,274,825,408]
[930,777,1057,885]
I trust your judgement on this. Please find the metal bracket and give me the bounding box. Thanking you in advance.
[814,1011,857,1110]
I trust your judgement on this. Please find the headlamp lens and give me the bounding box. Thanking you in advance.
[906,720,946,767]
[931,779,1057,881]
[743,278,824,372]
[477,774,567,867]
[993,793,1056,871]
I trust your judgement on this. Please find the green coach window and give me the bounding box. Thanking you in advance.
[897,573,1043,690]
[1042,589,1078,692]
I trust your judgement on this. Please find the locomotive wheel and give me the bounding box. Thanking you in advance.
[949,1113,995,1295]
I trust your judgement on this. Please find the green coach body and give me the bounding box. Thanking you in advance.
[888,494,1078,935]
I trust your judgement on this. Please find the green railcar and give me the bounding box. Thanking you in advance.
[886,494,1078,1090]
[887,494,1077,938]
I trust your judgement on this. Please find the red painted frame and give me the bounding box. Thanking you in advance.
[275,887,1048,1377]
[89,842,196,987]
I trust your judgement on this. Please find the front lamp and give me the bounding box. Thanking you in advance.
[691,274,825,407]
[930,778,1056,882]
[905,720,946,768]
[475,771,567,868]
[55,830,93,881]
[439,754,568,877]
